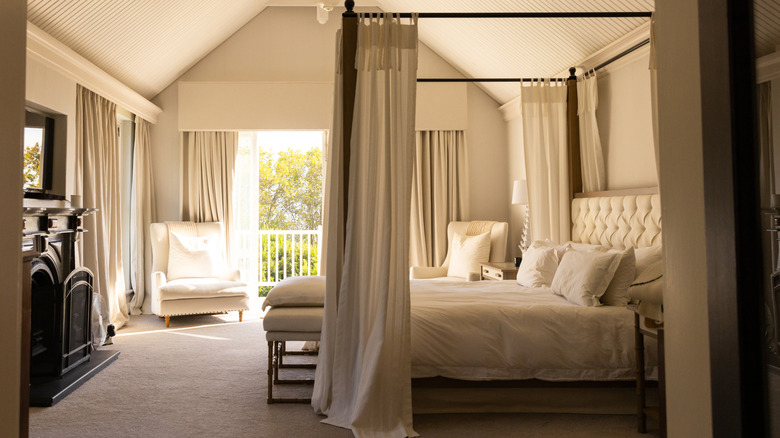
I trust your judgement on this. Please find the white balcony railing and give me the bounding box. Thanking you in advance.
[236,228,322,289]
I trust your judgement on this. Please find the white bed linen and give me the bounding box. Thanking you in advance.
[410,279,657,382]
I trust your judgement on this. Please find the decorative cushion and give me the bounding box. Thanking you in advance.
[166,232,221,280]
[629,260,664,305]
[634,245,663,281]
[158,278,248,300]
[630,260,664,321]
[516,246,559,288]
[262,276,326,310]
[550,249,621,307]
[447,232,492,279]
[600,247,636,307]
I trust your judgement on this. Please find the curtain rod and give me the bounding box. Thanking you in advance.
[342,3,653,18]
[416,78,567,83]
[592,39,651,72]
[419,39,652,83]
[345,12,653,18]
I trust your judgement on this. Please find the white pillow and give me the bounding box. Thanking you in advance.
[262,276,326,310]
[528,239,569,262]
[550,249,622,307]
[166,232,220,280]
[447,232,491,279]
[634,245,663,280]
[600,247,636,307]
[629,260,664,305]
[516,246,559,288]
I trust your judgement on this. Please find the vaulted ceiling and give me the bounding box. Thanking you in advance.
[25,1,780,105]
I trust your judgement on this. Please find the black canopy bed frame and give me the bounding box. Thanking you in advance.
[334,0,661,433]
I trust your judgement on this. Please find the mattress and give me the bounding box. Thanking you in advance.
[410,279,657,382]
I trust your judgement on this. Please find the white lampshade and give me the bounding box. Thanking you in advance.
[512,180,528,205]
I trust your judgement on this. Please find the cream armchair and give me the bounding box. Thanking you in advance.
[150,222,250,327]
[410,221,509,280]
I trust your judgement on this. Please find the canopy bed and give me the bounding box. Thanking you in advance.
[306,3,657,437]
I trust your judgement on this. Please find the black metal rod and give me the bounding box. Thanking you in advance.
[592,38,651,72]
[344,11,652,18]
[417,77,566,83]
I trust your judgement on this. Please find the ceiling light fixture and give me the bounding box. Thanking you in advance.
[317,3,334,25]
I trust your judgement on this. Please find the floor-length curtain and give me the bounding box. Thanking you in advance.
[313,13,419,438]
[181,131,238,266]
[77,85,129,330]
[313,27,346,421]
[649,13,661,184]
[521,80,570,244]
[129,117,156,315]
[759,82,774,208]
[410,130,469,267]
[577,73,606,192]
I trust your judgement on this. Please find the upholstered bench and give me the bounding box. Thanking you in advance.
[262,276,325,404]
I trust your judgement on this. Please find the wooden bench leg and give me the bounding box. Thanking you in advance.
[165,315,170,328]
[239,310,243,322]
[267,340,316,403]
[635,312,647,434]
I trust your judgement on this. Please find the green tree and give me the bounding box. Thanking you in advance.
[258,146,322,231]
[23,141,41,188]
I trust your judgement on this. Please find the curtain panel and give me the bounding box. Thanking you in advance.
[409,130,469,268]
[649,13,661,184]
[759,82,774,208]
[313,13,419,438]
[521,80,571,244]
[577,73,606,192]
[180,131,238,266]
[129,117,157,315]
[76,85,129,332]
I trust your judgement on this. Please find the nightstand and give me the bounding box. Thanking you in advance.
[480,262,518,281]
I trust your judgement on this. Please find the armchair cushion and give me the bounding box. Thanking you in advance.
[158,278,248,301]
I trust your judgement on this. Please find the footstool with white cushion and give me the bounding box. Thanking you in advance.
[262,276,325,403]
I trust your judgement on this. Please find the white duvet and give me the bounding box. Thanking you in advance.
[410,279,657,382]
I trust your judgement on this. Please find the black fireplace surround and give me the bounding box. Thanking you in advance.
[23,206,118,406]
[29,242,92,378]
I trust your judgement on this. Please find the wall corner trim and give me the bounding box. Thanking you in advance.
[498,98,521,122]
[26,22,162,123]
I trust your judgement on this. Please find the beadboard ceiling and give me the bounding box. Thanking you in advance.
[25,1,780,104]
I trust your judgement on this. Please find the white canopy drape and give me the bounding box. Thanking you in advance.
[409,130,469,268]
[180,131,238,266]
[129,117,156,315]
[521,80,570,244]
[313,13,419,438]
[577,73,606,192]
[649,13,661,183]
[77,85,129,331]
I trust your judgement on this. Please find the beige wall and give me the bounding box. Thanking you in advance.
[25,56,78,198]
[655,0,713,436]
[596,54,657,190]
[0,0,26,435]
[151,6,508,227]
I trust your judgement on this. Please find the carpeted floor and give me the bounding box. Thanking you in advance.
[29,310,660,437]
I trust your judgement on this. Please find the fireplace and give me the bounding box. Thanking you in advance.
[30,246,93,378]
[24,204,119,406]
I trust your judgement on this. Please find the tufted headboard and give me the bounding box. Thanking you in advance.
[571,193,662,249]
